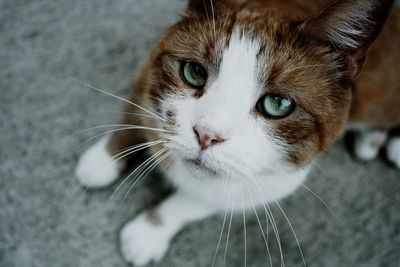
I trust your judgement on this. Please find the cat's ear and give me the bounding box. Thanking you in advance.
[301,0,394,79]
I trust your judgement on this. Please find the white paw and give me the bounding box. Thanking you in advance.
[354,130,387,161]
[387,138,400,169]
[120,213,170,266]
[75,136,121,188]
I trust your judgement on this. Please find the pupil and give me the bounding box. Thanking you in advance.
[275,97,282,110]
[194,66,202,77]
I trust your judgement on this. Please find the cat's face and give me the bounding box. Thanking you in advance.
[143,0,386,180]
[163,32,291,179]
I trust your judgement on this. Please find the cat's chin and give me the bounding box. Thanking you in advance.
[182,158,221,178]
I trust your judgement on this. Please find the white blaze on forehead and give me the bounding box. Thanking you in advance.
[193,30,262,134]
[214,30,261,103]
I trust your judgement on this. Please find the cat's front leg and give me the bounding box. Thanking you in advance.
[76,108,147,188]
[120,191,214,266]
[75,136,123,188]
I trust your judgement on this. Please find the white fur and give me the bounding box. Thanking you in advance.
[167,160,309,211]
[387,138,400,168]
[354,129,387,161]
[75,136,121,188]
[120,214,170,266]
[120,192,213,266]
[325,4,372,49]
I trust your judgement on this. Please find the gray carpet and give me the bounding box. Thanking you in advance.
[1,0,400,266]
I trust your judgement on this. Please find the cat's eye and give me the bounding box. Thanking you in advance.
[181,61,207,89]
[256,94,295,118]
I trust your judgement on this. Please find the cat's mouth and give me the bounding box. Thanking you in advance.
[184,158,218,176]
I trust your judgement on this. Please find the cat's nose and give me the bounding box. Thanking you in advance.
[193,126,225,150]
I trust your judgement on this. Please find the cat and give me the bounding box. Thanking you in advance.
[75,0,399,266]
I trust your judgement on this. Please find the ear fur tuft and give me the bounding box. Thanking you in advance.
[301,0,394,78]
[302,0,394,52]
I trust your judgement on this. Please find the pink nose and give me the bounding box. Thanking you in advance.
[193,126,225,150]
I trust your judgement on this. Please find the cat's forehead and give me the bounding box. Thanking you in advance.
[165,9,284,64]
[159,9,344,105]
[207,29,262,101]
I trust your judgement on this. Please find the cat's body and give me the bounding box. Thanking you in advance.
[76,0,399,266]
[350,10,400,127]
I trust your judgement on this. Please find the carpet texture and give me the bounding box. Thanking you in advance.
[1,1,400,266]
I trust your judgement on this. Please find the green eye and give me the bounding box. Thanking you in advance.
[256,94,295,118]
[181,61,207,89]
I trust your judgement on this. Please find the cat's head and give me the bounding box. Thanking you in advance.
[144,0,393,179]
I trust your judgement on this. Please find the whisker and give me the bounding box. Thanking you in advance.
[120,150,173,205]
[266,201,285,267]
[275,199,306,267]
[112,140,167,163]
[112,140,162,160]
[301,184,338,220]
[265,205,270,244]
[245,181,273,267]
[80,126,170,146]
[129,92,166,120]
[78,124,169,133]
[78,124,165,133]
[210,158,284,267]
[311,161,333,176]
[69,76,166,122]
[108,111,163,120]
[215,159,285,267]
[223,178,235,267]
[247,177,285,267]
[109,148,167,202]
[240,186,247,267]
[256,179,306,267]
[212,177,231,267]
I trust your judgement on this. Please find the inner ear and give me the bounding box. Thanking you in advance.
[300,0,394,79]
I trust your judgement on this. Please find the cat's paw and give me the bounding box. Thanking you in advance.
[354,130,387,161]
[120,213,170,266]
[387,138,400,169]
[75,137,120,188]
